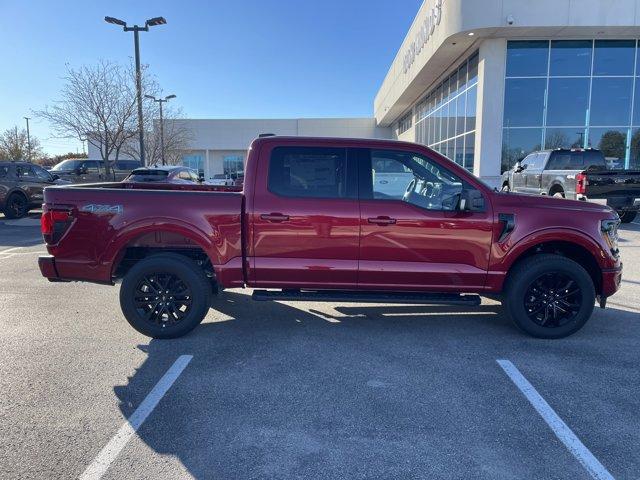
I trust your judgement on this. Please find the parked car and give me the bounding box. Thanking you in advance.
[208,174,235,186]
[123,165,201,184]
[39,136,622,340]
[0,161,70,219]
[50,159,140,183]
[501,149,640,223]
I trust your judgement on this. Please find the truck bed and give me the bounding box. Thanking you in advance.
[42,182,245,285]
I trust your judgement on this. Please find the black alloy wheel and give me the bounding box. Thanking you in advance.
[120,253,212,338]
[504,254,595,339]
[523,272,582,328]
[134,273,193,326]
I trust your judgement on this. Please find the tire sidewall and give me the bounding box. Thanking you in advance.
[506,257,595,339]
[120,255,211,339]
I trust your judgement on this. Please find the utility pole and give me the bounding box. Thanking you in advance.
[24,117,32,161]
[105,16,166,166]
[144,94,176,165]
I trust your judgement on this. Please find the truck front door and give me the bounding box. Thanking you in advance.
[250,144,360,289]
[357,148,493,291]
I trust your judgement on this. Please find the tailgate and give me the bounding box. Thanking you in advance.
[585,170,640,199]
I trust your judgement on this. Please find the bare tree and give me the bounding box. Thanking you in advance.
[0,127,42,161]
[36,60,160,177]
[123,105,192,165]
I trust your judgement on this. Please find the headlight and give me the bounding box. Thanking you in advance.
[601,218,620,257]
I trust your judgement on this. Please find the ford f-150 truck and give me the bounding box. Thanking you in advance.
[501,148,640,223]
[38,136,622,339]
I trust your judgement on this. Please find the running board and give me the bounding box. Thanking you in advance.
[251,289,481,306]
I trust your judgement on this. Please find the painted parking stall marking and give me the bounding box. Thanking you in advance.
[80,355,193,480]
[497,360,614,480]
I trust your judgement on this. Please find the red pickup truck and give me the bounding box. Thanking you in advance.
[38,136,622,339]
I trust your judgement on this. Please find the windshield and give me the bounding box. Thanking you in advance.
[51,159,83,172]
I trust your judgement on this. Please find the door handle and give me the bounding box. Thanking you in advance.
[368,216,396,225]
[261,213,290,222]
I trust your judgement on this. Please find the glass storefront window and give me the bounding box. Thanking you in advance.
[590,77,633,126]
[506,41,549,77]
[630,128,640,169]
[503,78,546,127]
[464,132,475,170]
[413,51,479,171]
[593,40,635,76]
[544,128,586,149]
[546,78,589,126]
[549,40,592,76]
[588,128,628,163]
[503,39,640,170]
[501,128,543,172]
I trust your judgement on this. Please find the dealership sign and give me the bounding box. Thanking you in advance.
[402,0,443,74]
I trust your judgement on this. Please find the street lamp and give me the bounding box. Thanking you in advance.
[104,15,167,166]
[23,117,31,161]
[145,94,176,165]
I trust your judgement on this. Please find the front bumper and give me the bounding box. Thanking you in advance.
[601,265,623,297]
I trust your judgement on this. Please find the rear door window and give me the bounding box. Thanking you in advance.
[546,153,572,170]
[268,146,351,198]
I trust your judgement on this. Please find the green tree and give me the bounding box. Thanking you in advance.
[597,130,626,160]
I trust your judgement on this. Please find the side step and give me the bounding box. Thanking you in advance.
[251,289,481,306]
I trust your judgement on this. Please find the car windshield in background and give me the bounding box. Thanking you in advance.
[127,169,170,182]
[51,160,83,172]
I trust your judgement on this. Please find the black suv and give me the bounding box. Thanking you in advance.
[0,161,69,219]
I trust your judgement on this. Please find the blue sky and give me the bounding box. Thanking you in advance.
[0,0,419,155]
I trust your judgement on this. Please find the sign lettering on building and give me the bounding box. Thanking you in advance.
[402,0,443,74]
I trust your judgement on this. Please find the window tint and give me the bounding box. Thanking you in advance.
[82,161,100,173]
[593,40,635,76]
[546,152,584,170]
[0,166,8,177]
[523,153,544,170]
[268,147,347,198]
[33,165,52,181]
[506,41,549,77]
[16,165,36,178]
[549,40,592,76]
[504,78,546,127]
[369,150,465,211]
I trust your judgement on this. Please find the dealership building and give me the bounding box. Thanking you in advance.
[93,0,640,186]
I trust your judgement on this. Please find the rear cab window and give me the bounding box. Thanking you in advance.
[127,169,169,182]
[268,146,354,198]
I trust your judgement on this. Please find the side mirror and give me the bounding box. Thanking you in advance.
[50,174,59,181]
[458,189,485,212]
[76,166,87,175]
[514,161,527,173]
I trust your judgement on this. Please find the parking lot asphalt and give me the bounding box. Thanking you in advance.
[0,214,639,479]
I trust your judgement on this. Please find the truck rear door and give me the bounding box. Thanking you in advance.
[249,144,360,289]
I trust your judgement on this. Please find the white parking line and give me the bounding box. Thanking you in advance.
[497,360,614,480]
[0,247,24,255]
[79,355,193,480]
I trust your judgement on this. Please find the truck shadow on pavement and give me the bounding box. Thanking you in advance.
[112,291,640,479]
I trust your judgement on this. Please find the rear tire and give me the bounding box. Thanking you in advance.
[551,190,565,198]
[618,210,637,223]
[4,193,29,219]
[501,183,510,192]
[504,254,595,339]
[120,253,212,339]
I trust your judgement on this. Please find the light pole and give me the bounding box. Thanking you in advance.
[145,94,176,165]
[23,117,31,161]
[104,15,166,166]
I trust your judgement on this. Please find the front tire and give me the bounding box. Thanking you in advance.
[618,210,637,224]
[120,253,212,338]
[501,183,510,192]
[505,254,595,339]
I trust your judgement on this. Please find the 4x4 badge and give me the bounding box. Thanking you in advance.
[81,204,123,214]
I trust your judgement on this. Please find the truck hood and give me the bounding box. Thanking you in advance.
[498,191,613,214]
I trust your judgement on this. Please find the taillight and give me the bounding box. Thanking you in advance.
[576,172,587,195]
[41,208,73,244]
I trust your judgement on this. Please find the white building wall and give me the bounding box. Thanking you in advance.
[473,38,506,186]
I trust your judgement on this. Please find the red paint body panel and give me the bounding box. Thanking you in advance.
[39,136,622,300]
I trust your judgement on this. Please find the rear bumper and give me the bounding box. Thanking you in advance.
[601,265,623,297]
[38,255,71,282]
